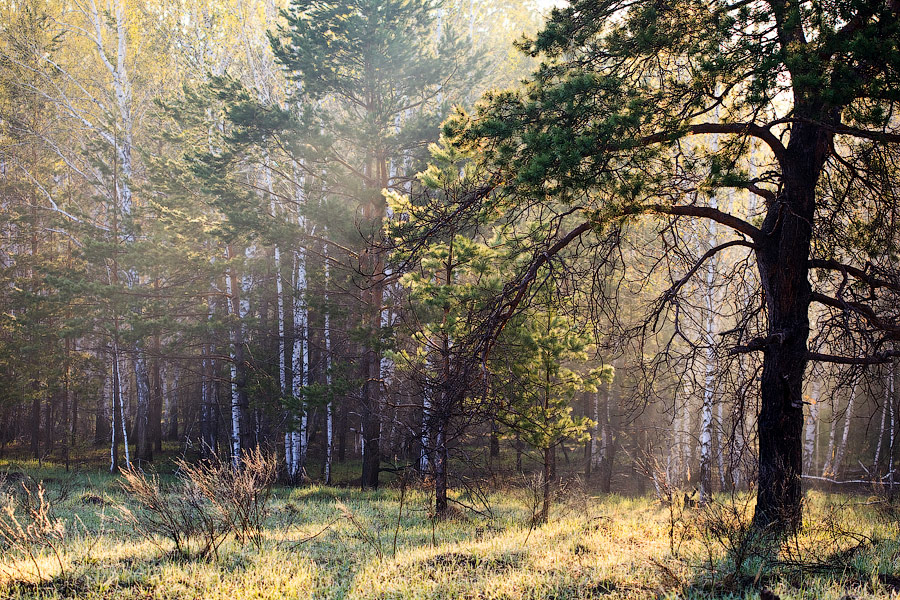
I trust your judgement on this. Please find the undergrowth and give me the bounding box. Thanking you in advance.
[0,461,897,599]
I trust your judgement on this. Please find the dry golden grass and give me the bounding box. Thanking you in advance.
[1,462,898,599]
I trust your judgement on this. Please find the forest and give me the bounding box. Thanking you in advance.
[1,0,899,598]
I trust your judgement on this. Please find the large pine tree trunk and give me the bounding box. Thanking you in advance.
[752,118,829,531]
[360,277,383,488]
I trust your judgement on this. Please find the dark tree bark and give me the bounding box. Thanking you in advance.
[752,115,833,531]
[434,414,449,514]
[134,379,152,462]
[338,398,348,463]
[150,352,163,454]
[30,381,40,459]
[360,297,382,488]
[111,368,121,472]
[490,420,500,459]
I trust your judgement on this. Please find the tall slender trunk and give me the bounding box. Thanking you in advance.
[434,412,448,514]
[324,252,334,484]
[164,369,177,442]
[598,378,616,493]
[539,445,553,524]
[490,420,500,459]
[291,246,308,480]
[224,246,247,467]
[110,366,119,471]
[274,244,290,474]
[832,380,857,478]
[804,380,820,474]
[62,337,70,470]
[150,338,163,454]
[30,382,40,460]
[96,369,110,446]
[889,358,898,493]
[699,205,718,504]
[588,390,600,476]
[823,393,839,477]
[420,379,432,472]
[133,353,152,462]
[360,154,388,489]
[111,341,130,471]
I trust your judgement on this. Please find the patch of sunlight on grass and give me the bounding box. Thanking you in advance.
[1,465,899,599]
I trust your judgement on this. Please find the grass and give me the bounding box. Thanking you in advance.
[0,460,899,599]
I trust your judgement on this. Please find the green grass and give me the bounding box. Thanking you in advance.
[1,461,898,599]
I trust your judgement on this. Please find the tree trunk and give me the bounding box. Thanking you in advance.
[30,381,40,460]
[338,399,348,463]
[150,350,163,454]
[804,380,820,474]
[832,381,857,478]
[539,445,553,523]
[62,339,70,470]
[361,315,382,488]
[134,354,152,463]
[420,385,432,472]
[515,432,522,473]
[598,380,616,494]
[434,414,448,514]
[324,266,334,484]
[95,372,110,447]
[752,118,829,531]
[490,420,500,459]
[698,201,719,504]
[111,367,120,472]
[224,247,248,467]
[164,371,177,442]
[291,247,308,480]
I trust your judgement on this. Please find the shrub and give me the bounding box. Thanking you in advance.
[0,482,66,581]
[118,447,278,559]
[176,447,278,549]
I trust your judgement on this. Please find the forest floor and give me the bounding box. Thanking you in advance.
[0,460,899,599]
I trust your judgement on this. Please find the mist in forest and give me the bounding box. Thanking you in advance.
[1,1,899,598]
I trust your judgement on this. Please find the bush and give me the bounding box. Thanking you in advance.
[176,447,278,549]
[0,481,66,581]
[119,447,278,559]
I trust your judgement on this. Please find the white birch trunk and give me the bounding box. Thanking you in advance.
[877,359,894,474]
[698,204,718,504]
[591,390,602,470]
[114,341,130,468]
[823,383,840,477]
[420,381,432,472]
[832,381,857,477]
[889,360,897,487]
[324,252,333,484]
[108,367,116,471]
[804,380,820,474]
[292,245,308,479]
[276,245,292,473]
[224,248,243,468]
